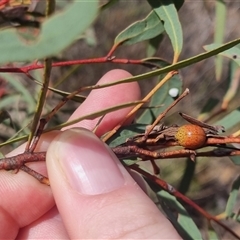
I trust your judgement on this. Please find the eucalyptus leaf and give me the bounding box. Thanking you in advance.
[0,73,35,112]
[0,94,20,109]
[137,59,182,124]
[0,110,14,128]
[158,191,203,240]
[199,98,220,120]
[146,34,164,57]
[114,11,165,46]
[147,0,183,61]
[204,44,240,66]
[0,1,98,63]
[225,176,240,217]
[106,123,147,147]
[215,107,240,165]
[221,60,240,109]
[207,225,220,240]
[215,107,240,131]
[214,0,226,81]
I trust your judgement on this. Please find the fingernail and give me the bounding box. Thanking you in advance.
[53,128,125,195]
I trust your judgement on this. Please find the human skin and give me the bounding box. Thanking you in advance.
[0,69,181,239]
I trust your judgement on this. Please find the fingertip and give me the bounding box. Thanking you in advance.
[64,69,141,134]
[46,129,181,239]
[47,128,126,195]
[99,69,133,83]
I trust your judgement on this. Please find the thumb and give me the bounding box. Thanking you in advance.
[46,128,181,239]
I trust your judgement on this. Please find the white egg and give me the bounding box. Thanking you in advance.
[168,88,179,98]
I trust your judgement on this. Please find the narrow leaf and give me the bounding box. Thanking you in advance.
[0,94,20,109]
[207,225,220,240]
[106,123,147,147]
[198,98,220,121]
[27,58,52,149]
[215,107,240,165]
[221,61,240,109]
[158,191,203,240]
[74,39,240,92]
[146,34,164,57]
[215,107,240,131]
[147,0,183,62]
[137,59,182,124]
[100,0,119,11]
[0,1,98,63]
[114,11,165,46]
[204,44,240,66]
[0,73,35,112]
[225,175,240,217]
[0,110,14,128]
[214,0,226,81]
[50,100,146,131]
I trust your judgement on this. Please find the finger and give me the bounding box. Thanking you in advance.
[64,69,141,136]
[16,69,140,238]
[0,131,59,239]
[47,129,181,239]
[16,207,69,239]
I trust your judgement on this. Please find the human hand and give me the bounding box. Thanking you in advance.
[1,69,181,239]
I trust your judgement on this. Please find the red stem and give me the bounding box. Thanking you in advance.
[0,57,144,74]
[130,164,240,240]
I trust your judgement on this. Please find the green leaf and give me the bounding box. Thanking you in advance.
[147,0,183,62]
[0,1,98,63]
[137,59,182,124]
[50,101,145,131]
[146,0,183,57]
[100,0,119,11]
[106,123,147,147]
[158,191,203,240]
[0,73,35,112]
[221,60,240,109]
[215,107,240,131]
[214,0,226,81]
[204,44,240,66]
[225,175,240,217]
[79,38,240,91]
[0,110,14,128]
[146,34,164,57]
[0,94,20,109]
[33,68,86,103]
[199,98,220,120]
[114,11,165,46]
[229,155,240,165]
[178,158,196,194]
[215,107,240,165]
[207,225,220,240]
[48,88,86,103]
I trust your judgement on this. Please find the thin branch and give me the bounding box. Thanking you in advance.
[129,164,240,240]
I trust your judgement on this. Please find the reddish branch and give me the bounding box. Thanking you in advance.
[0,152,48,184]
[0,152,45,170]
[129,164,240,240]
[0,57,154,74]
[1,136,240,183]
[112,138,240,160]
